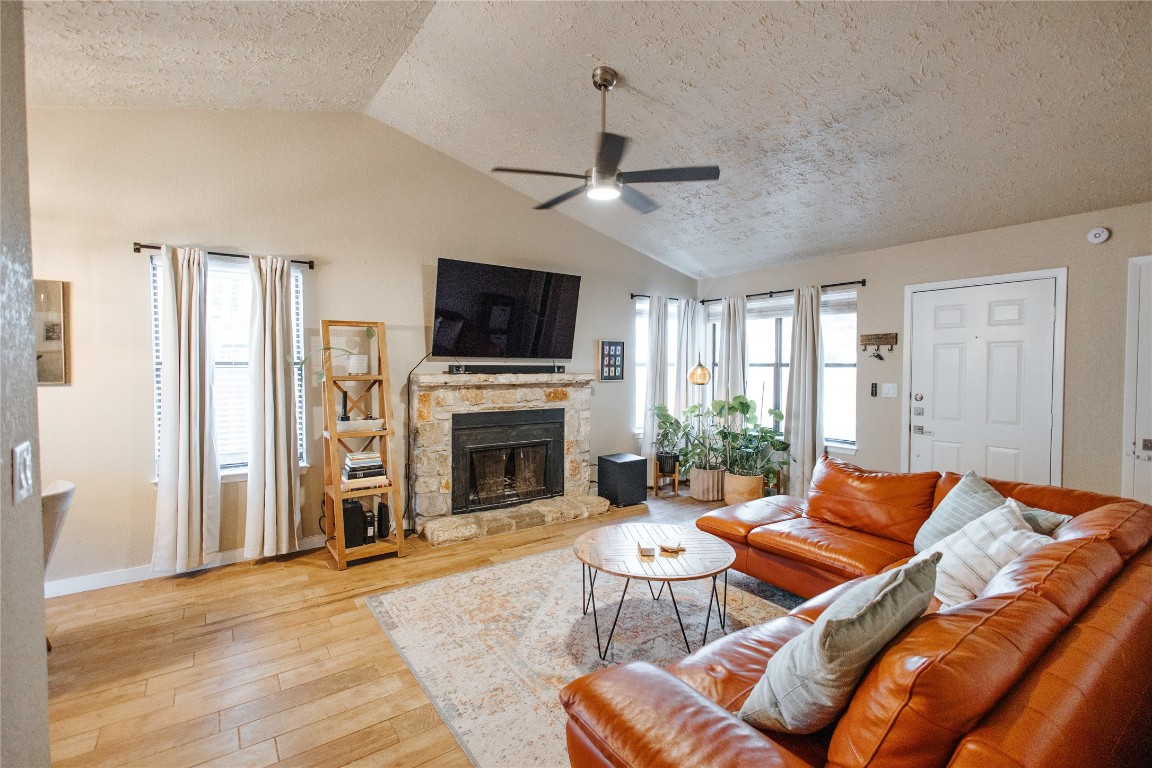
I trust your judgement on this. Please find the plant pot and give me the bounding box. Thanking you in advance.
[688,467,725,502]
[723,472,765,505]
[655,451,678,475]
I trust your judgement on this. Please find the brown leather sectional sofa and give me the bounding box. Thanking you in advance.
[560,458,1152,767]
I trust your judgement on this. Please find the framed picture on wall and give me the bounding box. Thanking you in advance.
[34,279,68,385]
[598,340,624,381]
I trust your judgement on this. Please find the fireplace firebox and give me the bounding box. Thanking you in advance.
[451,409,565,514]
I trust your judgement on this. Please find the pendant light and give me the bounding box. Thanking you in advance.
[688,355,711,385]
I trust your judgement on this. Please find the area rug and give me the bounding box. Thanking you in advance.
[365,547,802,768]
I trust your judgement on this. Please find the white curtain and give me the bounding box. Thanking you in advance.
[717,295,747,400]
[244,256,302,558]
[642,295,670,460]
[153,247,221,572]
[786,286,824,497]
[674,298,707,415]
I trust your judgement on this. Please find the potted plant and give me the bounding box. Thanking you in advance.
[650,404,686,475]
[677,403,726,501]
[713,395,791,505]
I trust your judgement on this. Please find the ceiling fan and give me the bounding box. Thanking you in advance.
[492,66,720,214]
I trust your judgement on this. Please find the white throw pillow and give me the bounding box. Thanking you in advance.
[911,499,1052,608]
[738,553,940,734]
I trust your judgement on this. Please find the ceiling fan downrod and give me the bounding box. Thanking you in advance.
[592,65,617,135]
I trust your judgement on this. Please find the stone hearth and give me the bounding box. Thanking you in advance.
[409,372,593,535]
[422,494,609,546]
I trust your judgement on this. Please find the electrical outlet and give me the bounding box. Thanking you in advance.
[881,383,897,398]
[12,441,33,502]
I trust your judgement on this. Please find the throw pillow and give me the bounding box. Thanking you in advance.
[912,499,1052,608]
[915,471,1071,552]
[739,553,940,734]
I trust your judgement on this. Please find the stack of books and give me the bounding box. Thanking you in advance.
[341,451,390,492]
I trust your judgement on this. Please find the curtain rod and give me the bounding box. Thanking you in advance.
[134,242,315,270]
[630,278,865,303]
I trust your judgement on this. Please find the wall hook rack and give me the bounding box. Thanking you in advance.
[860,332,898,354]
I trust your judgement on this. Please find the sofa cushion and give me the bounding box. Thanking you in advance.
[1053,500,1152,560]
[978,538,1123,617]
[696,495,806,544]
[916,471,1072,552]
[739,554,940,734]
[912,500,1052,608]
[806,456,939,545]
[826,590,1078,768]
[748,518,914,580]
[668,615,813,710]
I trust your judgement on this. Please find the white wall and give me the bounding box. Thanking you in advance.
[28,109,695,582]
[700,201,1152,495]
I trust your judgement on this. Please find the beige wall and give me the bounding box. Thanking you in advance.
[28,109,695,582]
[1,2,51,764]
[700,201,1152,494]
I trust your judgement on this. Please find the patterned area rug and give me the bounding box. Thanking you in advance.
[365,546,802,767]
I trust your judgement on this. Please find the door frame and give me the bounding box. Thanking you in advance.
[1121,255,1152,497]
[900,268,1067,483]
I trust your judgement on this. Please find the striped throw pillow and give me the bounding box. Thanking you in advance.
[912,499,1052,608]
[739,553,940,733]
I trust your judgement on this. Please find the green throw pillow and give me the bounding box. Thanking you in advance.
[738,552,940,734]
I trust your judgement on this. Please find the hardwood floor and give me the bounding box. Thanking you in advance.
[45,491,717,767]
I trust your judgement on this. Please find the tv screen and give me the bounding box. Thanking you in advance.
[432,258,581,359]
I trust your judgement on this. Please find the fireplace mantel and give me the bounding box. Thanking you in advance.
[409,371,593,533]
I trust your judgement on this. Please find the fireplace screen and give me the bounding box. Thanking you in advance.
[468,442,549,507]
[451,408,565,514]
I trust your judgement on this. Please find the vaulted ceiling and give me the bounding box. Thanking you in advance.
[23,1,1152,278]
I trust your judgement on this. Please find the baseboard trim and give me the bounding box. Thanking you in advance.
[44,534,327,598]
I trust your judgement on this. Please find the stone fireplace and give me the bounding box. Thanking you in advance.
[410,372,593,533]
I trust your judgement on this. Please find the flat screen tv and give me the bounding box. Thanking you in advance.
[432,258,581,359]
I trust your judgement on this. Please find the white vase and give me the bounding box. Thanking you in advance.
[347,354,369,375]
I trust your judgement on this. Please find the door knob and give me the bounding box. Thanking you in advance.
[914,393,924,402]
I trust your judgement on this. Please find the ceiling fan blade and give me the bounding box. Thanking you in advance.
[595,132,629,173]
[534,185,587,210]
[492,167,587,180]
[619,166,721,184]
[620,185,659,214]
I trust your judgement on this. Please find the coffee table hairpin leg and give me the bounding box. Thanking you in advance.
[582,563,631,660]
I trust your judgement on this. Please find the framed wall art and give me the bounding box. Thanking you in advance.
[598,340,624,381]
[34,279,68,385]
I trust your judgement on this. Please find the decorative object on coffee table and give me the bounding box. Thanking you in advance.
[573,522,736,659]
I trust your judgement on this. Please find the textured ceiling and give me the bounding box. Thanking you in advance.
[24,1,433,110]
[23,1,1152,278]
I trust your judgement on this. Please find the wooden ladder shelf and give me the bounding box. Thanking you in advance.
[320,320,406,569]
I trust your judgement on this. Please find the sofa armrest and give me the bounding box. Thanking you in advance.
[560,661,813,768]
[696,495,807,544]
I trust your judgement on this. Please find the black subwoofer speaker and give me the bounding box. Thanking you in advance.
[342,499,366,548]
[598,453,647,507]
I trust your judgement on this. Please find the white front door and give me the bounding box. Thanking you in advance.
[907,277,1058,483]
[1122,257,1152,503]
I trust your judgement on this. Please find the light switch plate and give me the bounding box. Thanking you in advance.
[881,383,897,398]
[12,441,33,502]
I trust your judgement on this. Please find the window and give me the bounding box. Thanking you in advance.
[820,289,857,447]
[151,256,307,471]
[632,297,680,433]
[744,295,794,427]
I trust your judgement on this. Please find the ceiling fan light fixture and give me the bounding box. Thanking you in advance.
[587,179,622,201]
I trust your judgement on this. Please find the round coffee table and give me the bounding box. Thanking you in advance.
[573,522,736,660]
